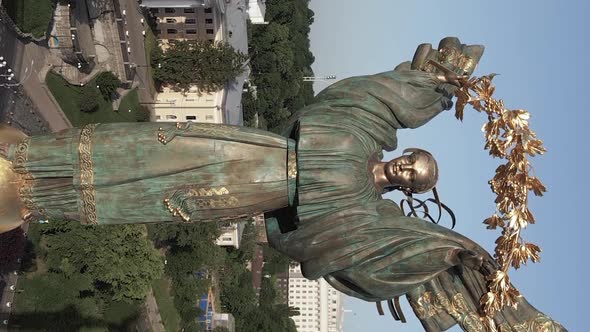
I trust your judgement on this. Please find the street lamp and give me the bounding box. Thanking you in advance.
[0,73,15,80]
[302,75,337,82]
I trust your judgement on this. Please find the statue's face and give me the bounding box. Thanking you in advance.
[384,151,438,194]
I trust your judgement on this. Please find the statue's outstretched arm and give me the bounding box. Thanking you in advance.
[283,37,485,151]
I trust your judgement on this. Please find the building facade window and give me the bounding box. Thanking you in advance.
[166,18,176,23]
[205,18,213,24]
[185,115,197,120]
[164,8,175,14]
[206,29,214,34]
[184,8,195,13]
[166,115,177,120]
[150,8,159,14]
[204,8,213,13]
[186,29,197,34]
[167,29,178,34]
[205,115,214,121]
[185,18,196,24]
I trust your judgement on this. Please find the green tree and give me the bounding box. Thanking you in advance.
[136,105,151,122]
[41,222,164,302]
[263,245,292,275]
[79,86,100,113]
[245,0,316,132]
[152,40,248,92]
[95,71,122,100]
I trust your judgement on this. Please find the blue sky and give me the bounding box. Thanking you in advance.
[308,1,588,331]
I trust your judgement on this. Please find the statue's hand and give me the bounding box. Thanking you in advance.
[435,70,468,88]
[411,37,484,79]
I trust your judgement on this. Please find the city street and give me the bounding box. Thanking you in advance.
[0,18,71,132]
[119,0,154,105]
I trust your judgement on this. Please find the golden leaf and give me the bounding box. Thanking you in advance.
[483,214,504,230]
[524,242,541,263]
[528,177,547,196]
[522,207,535,224]
[489,270,510,292]
[506,286,521,308]
[480,292,500,316]
[524,138,546,156]
[454,88,469,121]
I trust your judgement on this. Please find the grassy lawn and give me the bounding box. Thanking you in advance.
[4,0,54,38]
[11,274,105,332]
[46,71,142,127]
[152,278,181,332]
[103,300,142,329]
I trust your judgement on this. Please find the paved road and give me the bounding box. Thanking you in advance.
[119,0,154,105]
[0,18,71,132]
[0,224,28,332]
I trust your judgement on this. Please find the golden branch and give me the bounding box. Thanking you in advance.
[454,75,547,322]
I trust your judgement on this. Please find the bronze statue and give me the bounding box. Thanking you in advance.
[0,37,566,331]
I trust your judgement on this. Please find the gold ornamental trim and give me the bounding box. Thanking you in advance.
[79,124,98,225]
[287,150,297,179]
[13,137,31,174]
[163,186,239,222]
[10,137,45,217]
[409,292,485,332]
[498,313,565,332]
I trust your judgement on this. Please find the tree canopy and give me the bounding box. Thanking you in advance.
[79,86,101,113]
[95,71,122,100]
[41,222,164,302]
[152,40,248,92]
[244,0,316,131]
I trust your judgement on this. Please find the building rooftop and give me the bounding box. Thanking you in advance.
[140,0,213,8]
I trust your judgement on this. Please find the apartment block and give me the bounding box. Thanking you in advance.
[289,265,344,332]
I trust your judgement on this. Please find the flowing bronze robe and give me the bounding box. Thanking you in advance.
[5,123,295,225]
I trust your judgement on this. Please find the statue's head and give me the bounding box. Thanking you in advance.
[384,148,439,194]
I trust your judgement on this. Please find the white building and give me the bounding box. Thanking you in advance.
[247,0,268,24]
[215,222,246,249]
[288,265,344,332]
